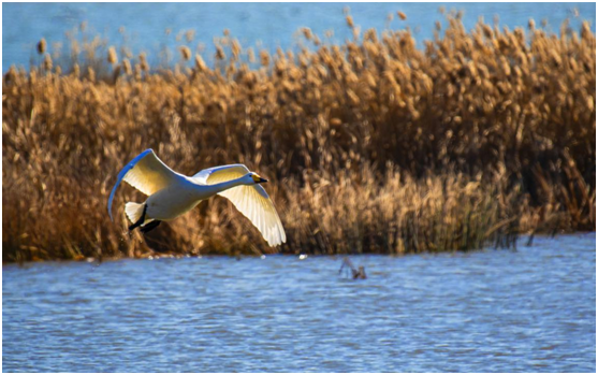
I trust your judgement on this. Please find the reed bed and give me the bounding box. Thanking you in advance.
[2,14,595,262]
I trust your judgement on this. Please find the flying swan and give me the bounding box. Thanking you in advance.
[107,149,286,247]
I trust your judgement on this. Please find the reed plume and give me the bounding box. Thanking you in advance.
[2,13,595,262]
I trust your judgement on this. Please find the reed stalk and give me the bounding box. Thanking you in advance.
[2,14,595,261]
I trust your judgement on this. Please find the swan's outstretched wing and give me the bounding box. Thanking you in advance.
[107,149,181,221]
[193,165,287,247]
[219,184,287,247]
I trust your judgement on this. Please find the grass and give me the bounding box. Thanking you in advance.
[2,12,595,262]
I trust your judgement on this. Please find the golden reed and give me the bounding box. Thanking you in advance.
[2,14,595,262]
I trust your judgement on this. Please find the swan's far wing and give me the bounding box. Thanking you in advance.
[107,149,181,221]
[219,184,286,247]
[193,164,286,246]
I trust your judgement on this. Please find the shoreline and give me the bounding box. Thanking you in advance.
[3,232,595,265]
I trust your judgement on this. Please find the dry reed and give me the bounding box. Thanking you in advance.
[2,14,595,262]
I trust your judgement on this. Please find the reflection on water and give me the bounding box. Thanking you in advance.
[3,234,595,372]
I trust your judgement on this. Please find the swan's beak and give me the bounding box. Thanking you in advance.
[259,178,268,183]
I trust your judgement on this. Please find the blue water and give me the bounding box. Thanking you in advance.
[3,234,595,372]
[2,2,595,71]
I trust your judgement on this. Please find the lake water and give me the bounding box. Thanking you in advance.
[2,2,596,71]
[3,234,595,372]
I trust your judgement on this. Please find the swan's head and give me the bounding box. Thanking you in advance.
[246,172,268,185]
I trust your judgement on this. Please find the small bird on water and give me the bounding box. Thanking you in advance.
[339,257,367,279]
[107,149,286,247]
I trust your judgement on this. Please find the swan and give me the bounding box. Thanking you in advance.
[107,149,286,247]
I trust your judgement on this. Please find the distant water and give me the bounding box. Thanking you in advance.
[3,234,595,372]
[2,2,595,71]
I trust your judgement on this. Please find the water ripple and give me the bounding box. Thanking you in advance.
[3,234,596,372]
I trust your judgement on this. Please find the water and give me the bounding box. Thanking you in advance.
[3,234,595,372]
[2,2,595,72]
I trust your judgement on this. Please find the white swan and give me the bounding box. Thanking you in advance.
[107,149,286,247]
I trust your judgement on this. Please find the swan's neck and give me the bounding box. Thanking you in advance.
[203,177,247,195]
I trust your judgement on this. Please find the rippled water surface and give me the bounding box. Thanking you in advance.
[3,234,596,372]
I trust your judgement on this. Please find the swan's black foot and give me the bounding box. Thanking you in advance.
[140,220,161,233]
[128,204,147,232]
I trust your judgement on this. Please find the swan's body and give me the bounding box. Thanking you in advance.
[107,149,286,246]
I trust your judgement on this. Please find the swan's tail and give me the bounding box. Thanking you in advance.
[125,202,145,224]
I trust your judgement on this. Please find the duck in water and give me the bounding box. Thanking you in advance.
[339,257,367,279]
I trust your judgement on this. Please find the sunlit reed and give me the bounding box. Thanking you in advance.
[2,13,595,262]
